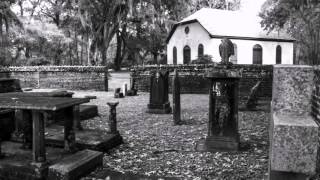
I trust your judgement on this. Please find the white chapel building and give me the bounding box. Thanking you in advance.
[166,8,295,65]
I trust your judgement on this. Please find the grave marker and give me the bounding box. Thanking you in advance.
[127,77,138,96]
[107,102,119,134]
[196,69,242,151]
[114,88,124,98]
[172,69,181,125]
[147,70,172,114]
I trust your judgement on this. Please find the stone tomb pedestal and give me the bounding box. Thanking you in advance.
[196,69,241,152]
[269,65,319,180]
[147,71,172,114]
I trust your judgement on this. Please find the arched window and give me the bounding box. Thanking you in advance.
[173,47,177,65]
[230,43,237,64]
[276,45,282,64]
[253,44,263,64]
[198,44,204,57]
[183,45,191,64]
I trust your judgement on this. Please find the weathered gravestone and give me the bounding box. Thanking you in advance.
[172,69,181,125]
[107,102,120,134]
[147,71,172,114]
[127,78,137,96]
[114,88,124,98]
[196,38,241,151]
[196,69,242,152]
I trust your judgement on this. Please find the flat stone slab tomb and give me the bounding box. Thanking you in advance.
[0,142,102,180]
[45,124,123,152]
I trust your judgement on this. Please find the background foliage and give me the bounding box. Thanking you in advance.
[260,0,320,65]
[1,0,242,69]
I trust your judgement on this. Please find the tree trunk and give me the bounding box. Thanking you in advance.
[74,29,79,65]
[0,16,4,65]
[80,35,84,65]
[101,45,107,66]
[153,52,158,64]
[25,43,31,58]
[19,0,24,17]
[88,37,93,66]
[114,31,122,71]
[68,31,72,65]
[54,41,62,65]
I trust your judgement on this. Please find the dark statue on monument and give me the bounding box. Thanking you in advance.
[219,38,234,65]
[196,38,241,152]
[147,70,172,114]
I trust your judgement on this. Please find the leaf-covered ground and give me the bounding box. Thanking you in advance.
[71,91,270,180]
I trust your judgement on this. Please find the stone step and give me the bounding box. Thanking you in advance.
[79,105,98,120]
[48,149,103,180]
[45,124,123,152]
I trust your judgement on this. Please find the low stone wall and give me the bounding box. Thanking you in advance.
[131,64,273,99]
[0,66,108,91]
[312,67,320,122]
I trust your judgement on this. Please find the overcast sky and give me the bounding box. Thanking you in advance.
[240,0,266,15]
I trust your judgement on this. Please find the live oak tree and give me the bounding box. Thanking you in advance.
[5,0,242,67]
[260,0,320,65]
[78,0,129,66]
[0,0,22,65]
[190,0,241,12]
[112,0,189,69]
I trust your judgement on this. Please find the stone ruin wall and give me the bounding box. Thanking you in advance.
[0,66,108,91]
[131,64,273,100]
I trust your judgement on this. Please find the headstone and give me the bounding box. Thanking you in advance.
[107,102,119,134]
[196,69,242,152]
[172,69,181,125]
[122,83,127,96]
[147,70,172,114]
[114,88,124,98]
[127,78,137,96]
[246,81,261,110]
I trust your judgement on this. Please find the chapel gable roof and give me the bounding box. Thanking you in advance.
[166,8,295,43]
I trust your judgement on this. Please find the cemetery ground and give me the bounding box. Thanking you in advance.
[65,89,269,180]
